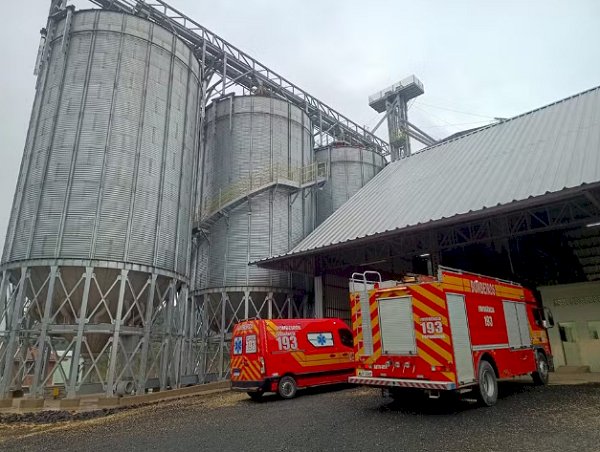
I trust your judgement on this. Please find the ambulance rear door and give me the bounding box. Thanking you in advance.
[231,321,263,382]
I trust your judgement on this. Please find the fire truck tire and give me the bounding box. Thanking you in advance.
[278,376,297,399]
[247,392,263,401]
[475,360,498,407]
[531,351,550,385]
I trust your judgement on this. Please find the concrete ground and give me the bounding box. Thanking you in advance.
[512,371,600,385]
[1,379,599,452]
[0,381,228,414]
[0,371,596,415]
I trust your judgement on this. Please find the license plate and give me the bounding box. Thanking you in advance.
[233,369,241,377]
[358,369,373,377]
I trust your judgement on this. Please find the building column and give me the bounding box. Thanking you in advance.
[314,276,323,318]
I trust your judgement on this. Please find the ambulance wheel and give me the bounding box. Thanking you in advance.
[531,351,549,385]
[278,376,297,399]
[247,392,263,401]
[475,360,498,407]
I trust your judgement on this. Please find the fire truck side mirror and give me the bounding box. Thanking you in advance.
[542,308,555,328]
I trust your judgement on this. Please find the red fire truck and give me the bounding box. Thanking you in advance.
[230,318,355,400]
[348,267,554,406]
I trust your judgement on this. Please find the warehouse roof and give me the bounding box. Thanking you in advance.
[258,85,600,265]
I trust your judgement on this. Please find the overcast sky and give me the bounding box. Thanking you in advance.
[1,0,599,253]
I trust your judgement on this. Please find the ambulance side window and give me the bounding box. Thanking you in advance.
[307,332,334,348]
[338,328,353,348]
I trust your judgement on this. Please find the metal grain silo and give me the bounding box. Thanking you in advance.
[192,95,317,379]
[0,8,200,398]
[313,143,386,325]
[314,142,387,225]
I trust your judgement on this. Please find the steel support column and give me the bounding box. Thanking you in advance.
[137,274,156,394]
[0,268,27,397]
[66,266,92,399]
[314,276,323,318]
[30,266,58,397]
[105,269,128,396]
[160,280,176,390]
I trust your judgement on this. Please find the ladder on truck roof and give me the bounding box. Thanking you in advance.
[437,266,524,288]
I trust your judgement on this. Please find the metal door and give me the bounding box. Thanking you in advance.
[503,301,531,349]
[447,293,475,384]
[378,297,416,355]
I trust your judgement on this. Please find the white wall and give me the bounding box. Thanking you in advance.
[539,281,600,372]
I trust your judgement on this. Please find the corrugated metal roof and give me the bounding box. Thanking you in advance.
[260,85,600,262]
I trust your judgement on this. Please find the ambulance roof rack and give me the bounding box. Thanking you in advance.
[437,265,524,288]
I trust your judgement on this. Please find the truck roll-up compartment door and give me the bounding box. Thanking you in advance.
[503,301,531,349]
[378,297,416,355]
[447,293,475,384]
[515,303,532,348]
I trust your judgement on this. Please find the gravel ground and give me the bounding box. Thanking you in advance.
[1,382,599,452]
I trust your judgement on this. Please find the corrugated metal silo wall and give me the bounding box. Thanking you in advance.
[197,96,312,290]
[314,145,387,226]
[2,10,200,278]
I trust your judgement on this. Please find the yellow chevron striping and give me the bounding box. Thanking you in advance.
[415,331,453,361]
[367,349,382,364]
[372,331,381,346]
[369,305,378,318]
[412,298,449,327]
[411,285,446,310]
[265,320,278,337]
[370,315,379,330]
[441,371,455,382]
[417,345,442,367]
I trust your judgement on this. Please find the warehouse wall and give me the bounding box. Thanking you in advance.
[539,282,600,372]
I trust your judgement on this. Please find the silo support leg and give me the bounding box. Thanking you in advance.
[160,280,175,390]
[218,292,227,379]
[243,291,250,320]
[173,285,188,389]
[137,274,156,394]
[267,292,273,319]
[0,270,9,396]
[31,266,58,397]
[105,269,128,397]
[0,268,27,398]
[66,267,93,399]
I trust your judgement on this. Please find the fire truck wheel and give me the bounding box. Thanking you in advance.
[278,376,297,399]
[532,351,549,385]
[476,360,498,407]
[247,392,263,401]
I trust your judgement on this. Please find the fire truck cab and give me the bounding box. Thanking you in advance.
[349,267,554,406]
[230,318,355,400]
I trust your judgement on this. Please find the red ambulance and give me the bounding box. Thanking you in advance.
[230,318,355,400]
[349,267,554,406]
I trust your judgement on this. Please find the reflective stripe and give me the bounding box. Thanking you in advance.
[349,376,456,390]
[472,343,509,351]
